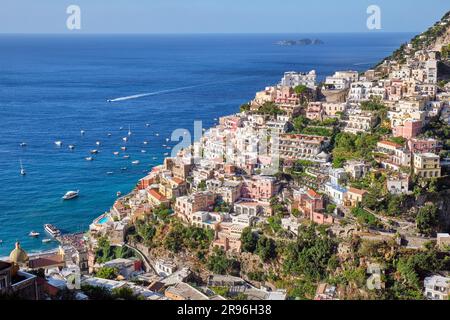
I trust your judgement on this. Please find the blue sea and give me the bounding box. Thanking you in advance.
[0,33,413,256]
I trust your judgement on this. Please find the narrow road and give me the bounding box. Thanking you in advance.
[123,243,157,274]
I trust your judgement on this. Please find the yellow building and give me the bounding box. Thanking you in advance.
[413,153,441,178]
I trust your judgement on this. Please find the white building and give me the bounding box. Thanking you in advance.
[424,275,449,300]
[280,70,316,89]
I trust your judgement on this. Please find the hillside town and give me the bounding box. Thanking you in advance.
[2,12,450,301]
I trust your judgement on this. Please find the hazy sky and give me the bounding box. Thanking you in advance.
[0,0,449,34]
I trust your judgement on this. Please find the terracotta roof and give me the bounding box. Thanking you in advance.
[306,189,320,198]
[148,189,167,202]
[172,177,184,185]
[347,187,368,196]
[29,254,65,269]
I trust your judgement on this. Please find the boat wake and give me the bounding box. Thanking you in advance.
[353,62,374,66]
[107,76,254,102]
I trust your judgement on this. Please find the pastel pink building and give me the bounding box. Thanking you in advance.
[407,138,441,154]
[392,120,422,139]
[306,102,324,121]
[385,80,405,101]
[219,116,242,131]
[294,189,324,218]
[275,86,300,105]
[241,176,277,201]
[311,212,334,225]
[175,191,216,222]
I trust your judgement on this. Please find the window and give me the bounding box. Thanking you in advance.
[0,277,7,289]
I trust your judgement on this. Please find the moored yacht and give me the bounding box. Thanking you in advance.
[44,224,61,238]
[62,190,79,200]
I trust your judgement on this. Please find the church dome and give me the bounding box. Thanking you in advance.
[9,242,29,266]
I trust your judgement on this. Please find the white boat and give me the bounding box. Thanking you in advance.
[116,191,122,197]
[128,125,132,136]
[122,137,128,142]
[62,190,79,200]
[152,157,157,160]
[85,156,94,161]
[162,144,167,147]
[132,160,140,165]
[54,141,62,147]
[20,160,26,176]
[42,239,52,243]
[143,141,149,145]
[107,133,112,137]
[107,171,114,175]
[166,146,171,150]
[155,133,159,136]
[20,142,27,147]
[145,123,150,127]
[123,155,130,159]
[44,224,61,238]
[165,138,170,142]
[96,141,101,146]
[120,167,127,171]
[164,152,169,156]
[68,145,75,150]
[120,146,127,151]
[80,130,85,135]
[119,126,124,130]
[141,150,146,153]
[29,231,40,237]
[113,151,119,155]
[90,149,98,154]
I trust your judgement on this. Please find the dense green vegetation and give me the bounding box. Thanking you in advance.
[282,224,336,282]
[207,248,239,275]
[291,115,337,137]
[351,206,382,229]
[95,266,119,280]
[255,102,285,116]
[332,132,379,168]
[416,203,439,236]
[95,236,135,263]
[164,221,214,254]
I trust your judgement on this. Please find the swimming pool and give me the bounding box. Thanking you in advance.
[98,216,110,224]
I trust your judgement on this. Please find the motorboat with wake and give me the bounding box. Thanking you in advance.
[20,160,26,176]
[29,231,40,237]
